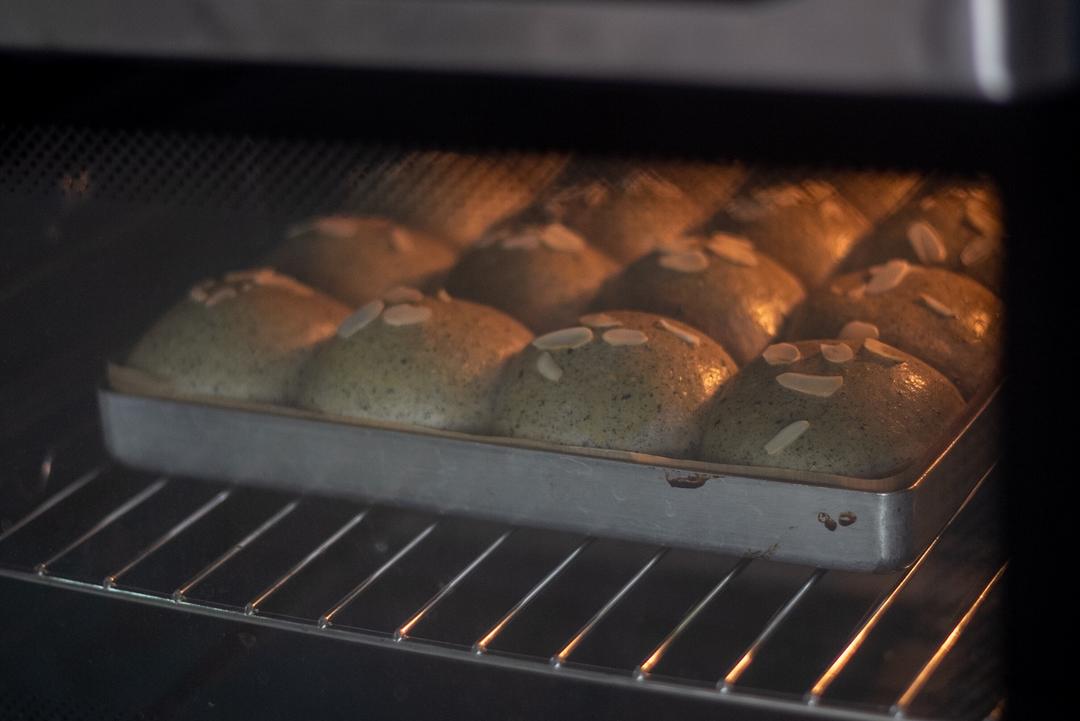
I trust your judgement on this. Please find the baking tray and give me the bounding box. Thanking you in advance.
[99,370,1000,572]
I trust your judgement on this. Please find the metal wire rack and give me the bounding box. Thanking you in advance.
[0,435,1006,721]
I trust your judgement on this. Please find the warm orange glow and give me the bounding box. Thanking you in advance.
[899,367,929,393]
[965,308,992,340]
[475,538,594,654]
[395,610,426,640]
[639,648,665,675]
[894,563,1007,712]
[476,618,511,652]
[724,651,754,686]
[555,634,585,664]
[745,295,788,338]
[810,533,943,699]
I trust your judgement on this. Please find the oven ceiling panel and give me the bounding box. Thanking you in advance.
[1,0,1075,101]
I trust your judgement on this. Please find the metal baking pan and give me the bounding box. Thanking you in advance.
[98,370,1000,572]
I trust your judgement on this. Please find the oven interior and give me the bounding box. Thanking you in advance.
[0,110,1019,721]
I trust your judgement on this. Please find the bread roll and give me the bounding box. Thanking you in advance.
[445,221,619,333]
[708,177,871,288]
[266,216,457,307]
[594,237,805,365]
[347,150,568,247]
[492,311,737,457]
[547,162,745,263]
[827,170,921,224]
[127,269,348,403]
[700,339,965,477]
[786,263,1003,398]
[295,293,531,433]
[840,181,1004,292]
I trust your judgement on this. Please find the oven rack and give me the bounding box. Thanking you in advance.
[0,433,1006,721]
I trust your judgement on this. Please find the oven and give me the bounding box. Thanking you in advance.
[1,2,1074,720]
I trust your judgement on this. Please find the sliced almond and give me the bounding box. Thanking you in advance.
[726,198,768,221]
[820,342,854,363]
[657,318,700,347]
[907,222,947,264]
[802,180,835,202]
[436,288,453,303]
[847,284,867,300]
[960,237,993,266]
[536,352,563,382]
[659,250,709,273]
[756,184,806,208]
[919,196,937,211]
[285,221,314,239]
[204,287,237,307]
[337,299,384,338]
[863,338,907,363]
[389,227,415,253]
[602,328,649,346]
[545,181,608,215]
[964,198,997,237]
[540,223,586,253]
[382,303,432,326]
[865,259,911,295]
[579,313,622,329]
[919,293,957,318]
[581,182,609,207]
[533,326,594,350]
[839,320,880,340]
[501,234,541,251]
[763,343,801,365]
[706,233,758,267]
[188,279,215,303]
[313,215,362,238]
[764,420,810,456]
[830,282,845,296]
[624,172,684,199]
[819,199,848,224]
[222,268,314,297]
[776,372,844,397]
[383,286,424,304]
[544,182,608,217]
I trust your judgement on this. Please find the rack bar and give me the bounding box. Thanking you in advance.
[807,535,942,703]
[395,529,514,640]
[985,698,1006,721]
[34,478,167,575]
[173,499,299,601]
[244,508,369,615]
[318,522,438,629]
[720,568,826,690]
[891,562,1008,716]
[807,465,993,703]
[103,489,232,589]
[552,547,667,668]
[635,557,751,679]
[0,466,103,544]
[474,537,593,654]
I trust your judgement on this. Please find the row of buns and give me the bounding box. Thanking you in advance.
[125,164,1004,479]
